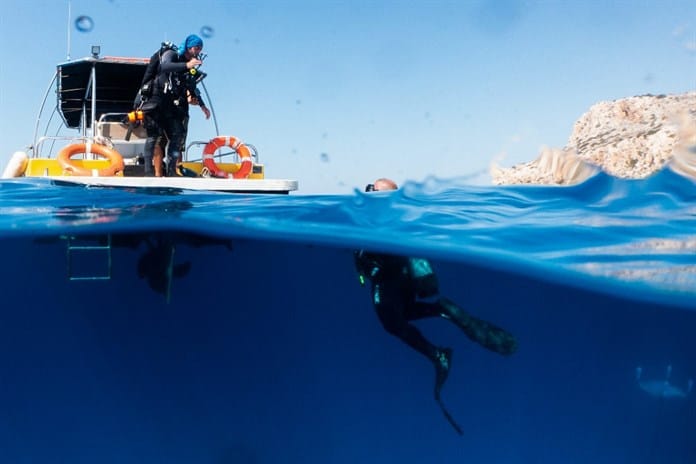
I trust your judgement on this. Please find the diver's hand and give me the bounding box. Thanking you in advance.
[186,58,202,69]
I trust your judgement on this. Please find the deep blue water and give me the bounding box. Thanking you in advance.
[0,171,695,464]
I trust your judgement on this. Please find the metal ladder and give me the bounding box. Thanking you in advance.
[63,234,113,281]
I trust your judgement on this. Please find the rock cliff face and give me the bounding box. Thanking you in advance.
[491,92,696,185]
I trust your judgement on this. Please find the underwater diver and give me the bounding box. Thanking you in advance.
[355,178,518,435]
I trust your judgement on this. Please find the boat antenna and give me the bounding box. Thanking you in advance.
[66,0,72,60]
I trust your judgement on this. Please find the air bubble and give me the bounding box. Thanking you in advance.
[200,26,214,38]
[75,15,94,33]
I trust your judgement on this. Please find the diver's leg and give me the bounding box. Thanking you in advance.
[180,114,190,167]
[143,138,155,177]
[142,115,160,177]
[438,297,517,356]
[163,116,185,177]
[374,283,452,398]
[153,136,166,177]
[409,300,445,319]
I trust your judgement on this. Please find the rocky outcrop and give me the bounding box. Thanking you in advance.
[491,92,696,185]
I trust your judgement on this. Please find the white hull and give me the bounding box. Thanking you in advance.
[47,175,298,193]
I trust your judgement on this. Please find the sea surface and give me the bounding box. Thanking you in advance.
[0,170,695,464]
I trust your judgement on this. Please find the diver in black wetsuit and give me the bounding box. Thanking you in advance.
[140,34,210,177]
[355,178,517,434]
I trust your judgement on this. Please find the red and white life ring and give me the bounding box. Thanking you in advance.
[56,143,124,177]
[202,136,253,179]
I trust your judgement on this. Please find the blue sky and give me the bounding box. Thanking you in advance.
[1,0,694,193]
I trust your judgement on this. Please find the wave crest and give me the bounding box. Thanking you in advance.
[490,147,598,186]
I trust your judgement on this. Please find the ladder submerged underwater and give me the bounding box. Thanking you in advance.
[60,233,177,303]
[63,234,113,281]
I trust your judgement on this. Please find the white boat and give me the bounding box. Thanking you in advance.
[1,48,298,194]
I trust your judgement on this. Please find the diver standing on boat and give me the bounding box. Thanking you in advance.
[139,34,211,177]
[355,178,518,435]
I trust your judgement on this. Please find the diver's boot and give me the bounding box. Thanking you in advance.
[440,298,518,356]
[434,347,452,400]
[165,155,180,177]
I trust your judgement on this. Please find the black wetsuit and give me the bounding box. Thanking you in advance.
[355,250,517,366]
[355,250,517,434]
[142,49,205,176]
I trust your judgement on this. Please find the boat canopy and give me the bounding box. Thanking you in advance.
[57,56,148,129]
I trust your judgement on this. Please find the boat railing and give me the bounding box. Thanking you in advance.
[184,140,260,165]
[33,135,95,159]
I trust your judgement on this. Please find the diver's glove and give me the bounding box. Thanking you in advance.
[354,250,368,285]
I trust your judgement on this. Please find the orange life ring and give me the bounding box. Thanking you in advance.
[57,143,124,177]
[202,136,253,179]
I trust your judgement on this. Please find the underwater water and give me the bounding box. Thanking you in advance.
[0,171,695,464]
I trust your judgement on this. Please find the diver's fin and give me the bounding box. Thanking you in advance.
[437,396,463,436]
[434,348,452,400]
[440,298,518,356]
[432,347,461,435]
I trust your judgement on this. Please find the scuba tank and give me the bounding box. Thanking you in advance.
[355,251,439,298]
[408,257,439,298]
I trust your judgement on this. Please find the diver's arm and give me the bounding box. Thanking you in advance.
[159,50,188,74]
[354,250,382,284]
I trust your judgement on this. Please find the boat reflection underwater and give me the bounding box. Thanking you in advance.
[135,235,191,298]
[37,231,233,302]
[124,232,233,301]
[636,365,693,399]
